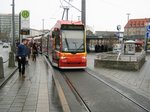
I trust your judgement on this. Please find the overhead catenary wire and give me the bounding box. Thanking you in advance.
[59,0,82,20]
[63,0,81,12]
[59,0,64,8]
[60,0,71,20]
[48,0,64,21]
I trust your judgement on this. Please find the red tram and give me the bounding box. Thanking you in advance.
[43,20,87,69]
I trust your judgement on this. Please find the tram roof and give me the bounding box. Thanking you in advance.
[58,20,83,25]
[54,20,84,28]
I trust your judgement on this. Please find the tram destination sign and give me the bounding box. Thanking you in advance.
[61,25,84,30]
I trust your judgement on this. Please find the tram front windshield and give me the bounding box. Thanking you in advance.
[62,30,85,53]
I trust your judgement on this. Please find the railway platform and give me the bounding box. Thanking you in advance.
[0,55,62,112]
[0,61,17,88]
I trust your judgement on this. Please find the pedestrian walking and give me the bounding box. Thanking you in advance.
[16,39,28,78]
[25,42,31,65]
[32,43,38,61]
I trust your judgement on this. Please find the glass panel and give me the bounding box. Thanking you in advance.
[62,30,85,53]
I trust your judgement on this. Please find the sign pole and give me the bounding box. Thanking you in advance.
[12,0,15,53]
[145,36,148,52]
[145,25,150,52]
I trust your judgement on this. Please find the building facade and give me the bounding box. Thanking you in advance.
[0,14,19,41]
[124,18,150,40]
[86,31,124,52]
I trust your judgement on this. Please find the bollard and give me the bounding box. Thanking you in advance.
[0,57,4,78]
[8,51,16,67]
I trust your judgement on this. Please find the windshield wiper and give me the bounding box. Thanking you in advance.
[75,43,84,52]
[62,32,69,51]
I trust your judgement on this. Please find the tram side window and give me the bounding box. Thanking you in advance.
[52,28,60,50]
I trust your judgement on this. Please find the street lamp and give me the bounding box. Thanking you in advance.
[11,0,15,52]
[42,19,44,32]
[126,13,130,39]
[126,13,130,22]
[40,19,44,53]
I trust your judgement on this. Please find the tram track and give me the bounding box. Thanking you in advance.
[62,71,92,112]
[44,54,150,112]
[59,69,150,112]
[44,55,150,112]
[85,69,150,112]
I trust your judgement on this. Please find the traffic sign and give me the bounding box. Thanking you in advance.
[20,10,30,35]
[147,25,150,31]
[117,25,121,31]
[22,10,29,19]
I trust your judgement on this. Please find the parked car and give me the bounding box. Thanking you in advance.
[2,43,9,48]
[0,41,3,45]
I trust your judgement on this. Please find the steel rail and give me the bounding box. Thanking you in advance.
[61,72,91,112]
[85,69,150,112]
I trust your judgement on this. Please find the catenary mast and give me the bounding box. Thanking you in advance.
[81,0,86,26]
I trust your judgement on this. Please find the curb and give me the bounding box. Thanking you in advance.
[44,56,71,112]
[0,67,18,88]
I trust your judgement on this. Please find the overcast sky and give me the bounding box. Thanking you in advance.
[0,0,150,31]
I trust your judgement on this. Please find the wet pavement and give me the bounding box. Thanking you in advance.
[0,53,150,112]
[87,53,150,100]
[0,45,16,87]
[0,56,62,112]
[0,62,17,87]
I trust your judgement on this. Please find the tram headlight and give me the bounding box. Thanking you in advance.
[82,56,86,59]
[60,56,67,63]
[82,56,86,63]
[60,56,66,59]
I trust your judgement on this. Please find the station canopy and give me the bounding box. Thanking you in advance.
[125,40,135,44]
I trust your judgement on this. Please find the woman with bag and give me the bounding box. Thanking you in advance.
[32,43,37,61]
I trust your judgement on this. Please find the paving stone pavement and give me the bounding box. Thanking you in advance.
[0,55,62,112]
[0,61,17,87]
[87,53,150,100]
[2,53,150,112]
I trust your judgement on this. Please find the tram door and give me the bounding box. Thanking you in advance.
[52,28,60,65]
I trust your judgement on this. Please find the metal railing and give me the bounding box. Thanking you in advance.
[3,58,9,63]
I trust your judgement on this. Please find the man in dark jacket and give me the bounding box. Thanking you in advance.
[17,39,28,78]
